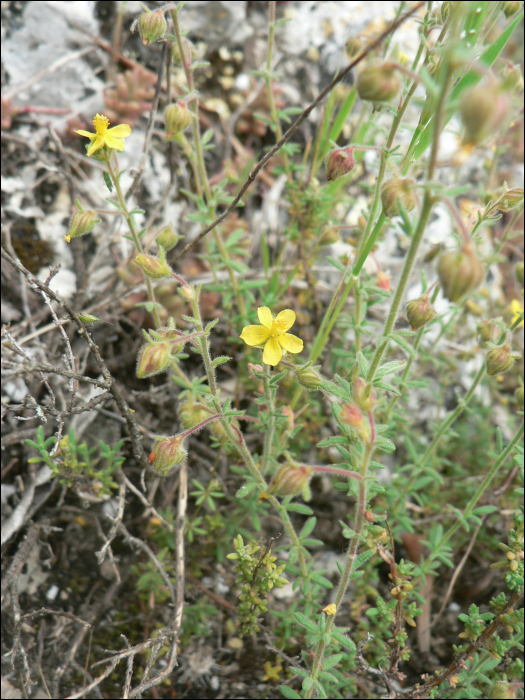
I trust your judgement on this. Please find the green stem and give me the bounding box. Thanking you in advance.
[306,435,374,698]
[261,364,276,476]
[106,154,162,329]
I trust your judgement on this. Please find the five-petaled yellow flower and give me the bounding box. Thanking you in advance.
[75,114,131,157]
[509,299,524,328]
[240,307,303,366]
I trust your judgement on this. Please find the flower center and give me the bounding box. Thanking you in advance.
[271,319,288,337]
[93,114,110,135]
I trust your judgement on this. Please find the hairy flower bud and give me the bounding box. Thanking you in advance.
[501,63,524,92]
[325,146,356,182]
[406,293,437,330]
[489,681,516,699]
[437,243,485,303]
[352,375,375,412]
[516,262,524,286]
[65,209,101,242]
[150,435,187,476]
[376,270,391,292]
[497,188,524,213]
[138,9,167,45]
[341,403,363,429]
[268,462,314,501]
[502,1,521,18]
[459,82,509,144]
[136,342,171,378]
[477,319,495,345]
[179,396,209,430]
[486,342,518,376]
[295,363,322,390]
[381,178,417,218]
[164,101,192,140]
[172,38,195,65]
[356,63,401,103]
[156,225,182,251]
[134,251,172,279]
[318,225,340,246]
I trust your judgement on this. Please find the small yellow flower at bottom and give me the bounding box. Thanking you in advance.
[262,660,282,682]
[323,603,337,616]
[239,307,303,366]
[509,299,524,328]
[75,114,131,157]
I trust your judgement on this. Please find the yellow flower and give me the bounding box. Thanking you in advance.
[75,114,131,157]
[509,299,524,327]
[262,660,282,682]
[323,603,337,616]
[240,307,303,366]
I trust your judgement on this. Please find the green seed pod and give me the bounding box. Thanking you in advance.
[136,342,171,378]
[477,319,495,345]
[516,262,524,286]
[295,363,322,390]
[268,462,314,501]
[502,1,521,18]
[156,225,182,251]
[138,9,167,46]
[437,243,485,303]
[164,102,192,140]
[356,63,401,103]
[318,225,340,246]
[133,252,172,279]
[325,146,356,182]
[497,188,524,213]
[489,680,515,699]
[459,82,509,144]
[66,210,101,242]
[405,293,437,330]
[486,342,517,376]
[381,177,417,218]
[179,396,209,430]
[150,435,187,476]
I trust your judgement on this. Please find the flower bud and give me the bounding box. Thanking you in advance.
[459,82,509,144]
[323,604,337,616]
[318,225,340,246]
[501,63,524,92]
[406,293,437,330]
[477,319,495,344]
[179,284,195,300]
[502,1,521,18]
[516,262,524,286]
[138,9,167,45]
[489,681,515,699]
[356,63,401,103]
[381,178,417,218]
[486,342,517,376]
[497,188,524,213]
[164,102,192,140]
[133,252,171,279]
[65,209,101,242]
[345,36,363,60]
[136,342,171,378]
[325,146,356,182]
[268,462,314,501]
[341,403,363,430]
[156,225,182,251]
[376,271,391,292]
[352,375,375,412]
[172,38,195,65]
[150,435,187,476]
[437,243,485,303]
[295,363,322,390]
[179,396,209,430]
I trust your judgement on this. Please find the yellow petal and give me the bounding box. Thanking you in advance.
[263,338,282,366]
[257,307,273,330]
[274,309,295,332]
[240,325,270,346]
[86,134,105,156]
[108,124,132,138]
[75,129,96,139]
[104,134,126,151]
[278,333,303,354]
